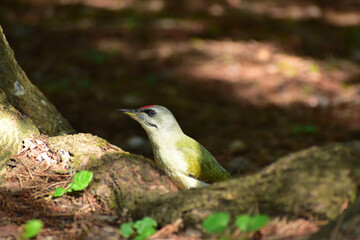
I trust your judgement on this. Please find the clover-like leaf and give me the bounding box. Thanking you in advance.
[119,222,134,238]
[70,170,93,191]
[134,227,156,240]
[53,187,66,197]
[22,219,43,239]
[134,217,157,235]
[235,215,251,232]
[235,214,269,232]
[247,215,269,232]
[202,212,230,234]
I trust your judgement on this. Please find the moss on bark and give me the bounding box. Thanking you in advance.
[0,90,39,173]
[126,142,360,225]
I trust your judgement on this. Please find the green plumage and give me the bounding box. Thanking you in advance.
[176,136,231,183]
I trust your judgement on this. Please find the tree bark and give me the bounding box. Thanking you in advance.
[0,89,39,173]
[308,194,360,240]
[6,133,359,231]
[121,142,360,226]
[0,25,75,136]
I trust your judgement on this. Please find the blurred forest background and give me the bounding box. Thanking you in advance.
[2,0,360,174]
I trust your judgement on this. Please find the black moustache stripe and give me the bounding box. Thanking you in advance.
[147,121,158,128]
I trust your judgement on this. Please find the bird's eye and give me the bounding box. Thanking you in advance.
[147,109,156,117]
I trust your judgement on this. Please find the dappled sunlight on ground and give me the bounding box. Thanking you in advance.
[2,0,360,163]
[2,0,360,238]
[28,0,164,11]
[175,40,360,108]
[60,0,360,27]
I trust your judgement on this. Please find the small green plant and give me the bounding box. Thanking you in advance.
[235,214,269,232]
[202,212,269,239]
[119,222,135,238]
[53,170,93,197]
[22,219,43,239]
[202,212,230,234]
[119,217,157,240]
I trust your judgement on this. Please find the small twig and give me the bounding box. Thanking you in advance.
[16,175,23,189]
[21,161,34,180]
[149,218,183,240]
[85,191,96,212]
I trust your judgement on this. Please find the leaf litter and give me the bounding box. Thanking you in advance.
[1,136,110,239]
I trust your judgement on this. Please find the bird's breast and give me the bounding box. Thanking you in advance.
[153,146,188,173]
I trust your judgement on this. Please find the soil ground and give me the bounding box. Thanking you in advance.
[1,0,360,239]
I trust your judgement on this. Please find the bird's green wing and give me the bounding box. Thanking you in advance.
[176,136,231,183]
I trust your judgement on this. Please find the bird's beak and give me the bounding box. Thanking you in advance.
[118,108,137,117]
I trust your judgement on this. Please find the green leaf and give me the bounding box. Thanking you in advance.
[71,171,93,191]
[67,183,74,192]
[133,235,146,240]
[134,217,157,236]
[22,219,43,239]
[235,215,251,232]
[119,222,134,238]
[248,215,269,232]
[235,214,269,232]
[53,187,66,197]
[134,227,156,240]
[202,212,230,234]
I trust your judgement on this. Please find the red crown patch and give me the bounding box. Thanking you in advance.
[140,105,155,109]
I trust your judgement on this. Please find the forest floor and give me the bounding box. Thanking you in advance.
[1,0,360,239]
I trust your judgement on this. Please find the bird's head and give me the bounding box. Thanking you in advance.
[119,105,182,135]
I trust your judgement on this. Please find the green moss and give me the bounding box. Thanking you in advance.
[0,102,40,168]
[109,201,116,209]
[96,138,110,149]
[71,155,85,170]
[88,155,98,165]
